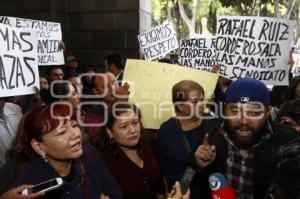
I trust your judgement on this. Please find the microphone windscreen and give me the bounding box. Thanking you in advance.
[209,173,227,191]
[211,187,237,199]
[209,173,238,199]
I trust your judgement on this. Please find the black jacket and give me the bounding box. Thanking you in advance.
[202,118,299,199]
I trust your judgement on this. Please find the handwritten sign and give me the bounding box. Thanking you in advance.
[123,59,218,129]
[138,21,178,61]
[0,16,64,65]
[179,37,216,71]
[0,23,39,97]
[216,16,295,85]
[292,53,300,77]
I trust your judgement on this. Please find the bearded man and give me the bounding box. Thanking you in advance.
[194,78,299,199]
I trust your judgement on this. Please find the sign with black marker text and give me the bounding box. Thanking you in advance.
[179,37,216,71]
[216,16,295,85]
[0,23,39,97]
[138,21,178,61]
[0,16,64,65]
[292,53,300,77]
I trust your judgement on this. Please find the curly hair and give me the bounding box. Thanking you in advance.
[265,137,300,199]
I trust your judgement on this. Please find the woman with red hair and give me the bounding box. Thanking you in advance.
[6,104,121,199]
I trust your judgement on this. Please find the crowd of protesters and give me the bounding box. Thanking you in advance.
[0,49,299,199]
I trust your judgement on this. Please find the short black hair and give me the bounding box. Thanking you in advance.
[265,137,300,198]
[46,66,63,76]
[158,58,174,64]
[286,76,300,100]
[277,99,300,125]
[42,81,71,104]
[64,71,78,80]
[39,73,49,81]
[104,52,124,70]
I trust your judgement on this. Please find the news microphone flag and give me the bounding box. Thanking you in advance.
[209,173,238,199]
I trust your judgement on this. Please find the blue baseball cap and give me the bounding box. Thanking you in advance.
[225,78,270,106]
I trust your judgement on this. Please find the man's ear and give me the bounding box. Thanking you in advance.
[31,139,46,156]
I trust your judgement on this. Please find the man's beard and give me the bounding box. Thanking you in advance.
[224,120,267,150]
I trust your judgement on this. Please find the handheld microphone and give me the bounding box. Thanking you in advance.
[208,173,238,199]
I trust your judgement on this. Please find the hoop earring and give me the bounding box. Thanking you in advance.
[41,154,48,163]
[109,137,115,145]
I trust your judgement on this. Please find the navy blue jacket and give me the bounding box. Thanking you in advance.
[155,117,212,199]
[13,144,122,199]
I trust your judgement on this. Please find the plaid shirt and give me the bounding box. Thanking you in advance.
[220,122,273,199]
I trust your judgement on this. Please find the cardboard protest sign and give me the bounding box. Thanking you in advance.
[292,53,300,77]
[179,37,217,71]
[123,59,219,129]
[216,16,295,85]
[138,21,178,61]
[0,23,39,97]
[0,16,64,65]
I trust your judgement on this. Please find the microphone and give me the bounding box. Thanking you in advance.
[208,173,237,199]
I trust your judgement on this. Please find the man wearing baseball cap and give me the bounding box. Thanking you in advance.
[194,78,299,199]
